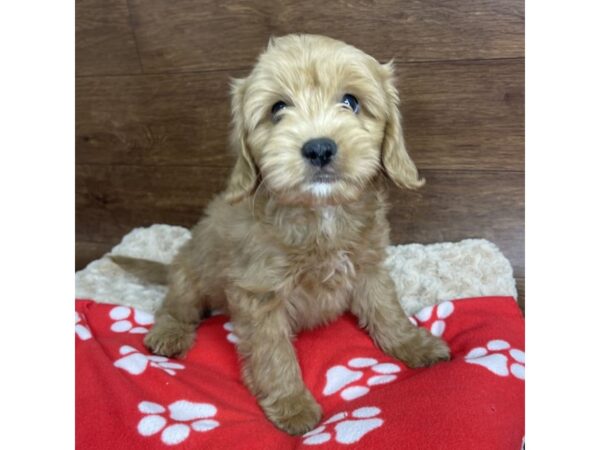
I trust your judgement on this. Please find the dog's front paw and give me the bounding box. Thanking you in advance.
[262,389,322,435]
[388,328,451,368]
[143,318,196,358]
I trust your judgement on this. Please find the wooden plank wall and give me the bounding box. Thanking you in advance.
[76,0,524,308]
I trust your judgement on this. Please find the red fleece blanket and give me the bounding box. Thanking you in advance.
[76,296,524,449]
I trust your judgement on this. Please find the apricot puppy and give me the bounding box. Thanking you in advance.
[142,34,450,435]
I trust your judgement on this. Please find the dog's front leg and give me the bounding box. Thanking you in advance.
[227,288,322,435]
[351,266,450,367]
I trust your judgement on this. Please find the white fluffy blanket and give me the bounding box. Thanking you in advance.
[75,224,517,314]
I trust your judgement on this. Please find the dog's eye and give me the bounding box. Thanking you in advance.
[271,101,288,116]
[341,94,360,113]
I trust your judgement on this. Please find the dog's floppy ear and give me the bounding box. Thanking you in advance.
[380,61,425,189]
[224,77,259,204]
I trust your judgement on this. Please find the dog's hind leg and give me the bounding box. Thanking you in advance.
[144,263,206,358]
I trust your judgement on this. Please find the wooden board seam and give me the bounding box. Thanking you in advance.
[75,57,524,79]
[124,0,145,73]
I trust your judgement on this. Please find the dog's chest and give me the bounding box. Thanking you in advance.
[286,247,357,331]
[318,206,337,237]
[275,204,370,330]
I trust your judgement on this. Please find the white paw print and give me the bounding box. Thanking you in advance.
[223,322,239,344]
[109,306,154,334]
[114,345,184,376]
[465,339,525,380]
[137,400,219,446]
[411,301,455,337]
[303,406,384,445]
[75,312,92,341]
[323,357,401,401]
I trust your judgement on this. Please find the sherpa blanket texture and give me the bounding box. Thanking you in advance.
[76,296,524,450]
[75,225,518,315]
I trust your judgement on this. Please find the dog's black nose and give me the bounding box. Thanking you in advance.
[301,138,337,167]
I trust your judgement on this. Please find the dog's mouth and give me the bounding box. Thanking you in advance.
[302,170,343,199]
[311,172,339,184]
[309,166,340,184]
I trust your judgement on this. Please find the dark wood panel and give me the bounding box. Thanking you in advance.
[399,59,524,171]
[76,165,523,276]
[76,0,142,76]
[128,0,523,73]
[516,276,525,313]
[76,241,117,270]
[76,165,232,244]
[76,71,238,166]
[76,59,523,170]
[387,170,524,276]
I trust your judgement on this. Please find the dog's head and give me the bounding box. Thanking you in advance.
[224,34,424,205]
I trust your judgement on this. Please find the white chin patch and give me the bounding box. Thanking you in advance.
[308,182,333,197]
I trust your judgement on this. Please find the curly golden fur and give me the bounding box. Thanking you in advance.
[139,34,449,435]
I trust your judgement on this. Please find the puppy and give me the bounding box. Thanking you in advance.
[115,34,450,435]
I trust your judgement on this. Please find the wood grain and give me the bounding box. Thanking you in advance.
[76,59,523,170]
[76,241,117,270]
[398,59,524,171]
[76,0,142,75]
[516,276,525,313]
[76,71,237,166]
[76,164,231,243]
[387,170,524,275]
[76,166,523,276]
[128,0,524,73]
